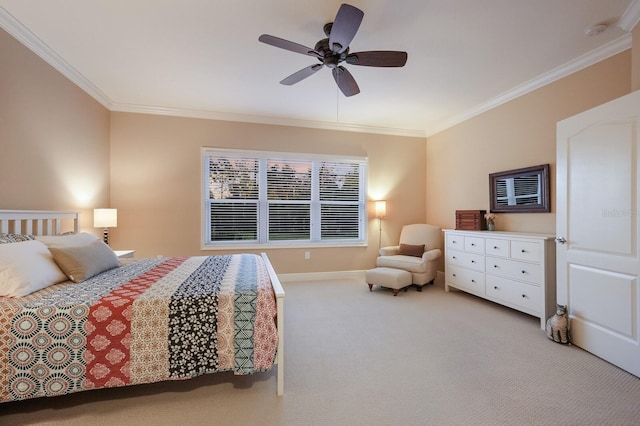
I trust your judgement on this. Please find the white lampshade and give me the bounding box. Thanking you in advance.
[94,208,118,228]
[375,200,387,219]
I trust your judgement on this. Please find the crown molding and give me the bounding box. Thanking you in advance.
[619,0,640,31]
[110,103,427,138]
[0,6,113,108]
[427,33,632,137]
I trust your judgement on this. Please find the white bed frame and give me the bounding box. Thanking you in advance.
[0,210,285,396]
[0,210,79,235]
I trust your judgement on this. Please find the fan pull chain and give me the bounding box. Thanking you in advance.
[336,74,340,123]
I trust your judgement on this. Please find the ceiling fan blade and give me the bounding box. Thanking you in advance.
[332,66,360,97]
[280,64,323,85]
[329,4,364,53]
[346,51,408,67]
[259,34,322,58]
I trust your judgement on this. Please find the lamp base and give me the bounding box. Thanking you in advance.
[103,228,109,245]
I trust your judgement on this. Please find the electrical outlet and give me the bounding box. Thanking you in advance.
[305,251,311,260]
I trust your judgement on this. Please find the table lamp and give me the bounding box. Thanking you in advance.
[94,208,117,245]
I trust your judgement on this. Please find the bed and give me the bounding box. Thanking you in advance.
[0,210,285,403]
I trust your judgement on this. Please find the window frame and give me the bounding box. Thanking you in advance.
[201,147,368,250]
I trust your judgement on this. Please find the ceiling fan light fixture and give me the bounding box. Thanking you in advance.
[584,23,608,37]
[258,3,407,96]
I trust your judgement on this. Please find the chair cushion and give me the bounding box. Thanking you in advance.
[398,243,424,257]
[376,255,427,273]
[398,224,441,251]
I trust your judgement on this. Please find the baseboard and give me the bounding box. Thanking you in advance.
[279,270,366,283]
[279,269,446,285]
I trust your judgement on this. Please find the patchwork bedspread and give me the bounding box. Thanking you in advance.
[0,254,278,403]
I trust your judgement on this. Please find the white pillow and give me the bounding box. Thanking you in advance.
[36,232,99,248]
[0,240,67,297]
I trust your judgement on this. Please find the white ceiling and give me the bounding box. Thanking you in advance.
[1,1,638,137]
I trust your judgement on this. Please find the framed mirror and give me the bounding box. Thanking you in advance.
[489,164,550,213]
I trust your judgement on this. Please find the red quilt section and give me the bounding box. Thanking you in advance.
[85,258,186,388]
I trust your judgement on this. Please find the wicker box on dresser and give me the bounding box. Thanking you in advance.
[455,210,487,230]
[444,229,556,329]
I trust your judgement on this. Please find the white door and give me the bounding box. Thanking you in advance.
[557,90,640,377]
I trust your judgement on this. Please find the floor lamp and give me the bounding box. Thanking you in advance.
[375,200,387,248]
[94,208,117,245]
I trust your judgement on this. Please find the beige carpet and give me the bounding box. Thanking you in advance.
[2,279,640,425]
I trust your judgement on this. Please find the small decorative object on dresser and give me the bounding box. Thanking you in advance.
[546,304,570,344]
[455,210,487,230]
[484,213,496,231]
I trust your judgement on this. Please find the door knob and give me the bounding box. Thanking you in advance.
[555,237,567,244]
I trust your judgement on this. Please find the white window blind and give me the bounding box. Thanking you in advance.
[319,161,361,239]
[202,148,367,247]
[267,159,312,241]
[495,174,542,206]
[208,157,259,241]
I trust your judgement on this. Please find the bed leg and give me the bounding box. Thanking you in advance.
[261,252,285,396]
[276,286,284,396]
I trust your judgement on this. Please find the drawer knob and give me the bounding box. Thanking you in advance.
[452,256,456,259]
[471,243,475,246]
[452,274,456,277]
[521,294,527,298]
[493,265,498,268]
[521,270,526,274]
[493,286,498,290]
[471,260,476,263]
[493,246,498,249]
[521,249,526,253]
[471,279,475,283]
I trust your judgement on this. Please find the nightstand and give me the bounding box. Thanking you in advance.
[114,250,135,259]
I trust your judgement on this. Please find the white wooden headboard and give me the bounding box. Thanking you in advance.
[0,210,79,236]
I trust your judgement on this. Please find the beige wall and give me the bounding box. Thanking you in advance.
[634,25,640,91]
[0,28,110,231]
[109,113,426,273]
[426,51,631,267]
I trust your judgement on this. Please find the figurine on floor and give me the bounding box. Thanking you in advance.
[546,304,570,344]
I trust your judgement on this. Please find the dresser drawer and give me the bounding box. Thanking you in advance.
[486,275,541,314]
[485,238,509,258]
[447,265,485,295]
[510,240,541,262]
[447,250,484,272]
[464,236,485,254]
[446,234,465,250]
[485,257,540,284]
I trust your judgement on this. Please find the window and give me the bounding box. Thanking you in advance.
[202,148,367,248]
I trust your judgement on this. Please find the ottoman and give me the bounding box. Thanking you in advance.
[366,267,412,296]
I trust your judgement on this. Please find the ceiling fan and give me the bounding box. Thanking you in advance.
[259,3,408,97]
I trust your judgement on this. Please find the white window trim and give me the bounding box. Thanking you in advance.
[201,147,368,250]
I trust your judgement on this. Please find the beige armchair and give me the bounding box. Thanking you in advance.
[376,223,442,290]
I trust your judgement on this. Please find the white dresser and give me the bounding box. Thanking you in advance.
[444,230,556,329]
